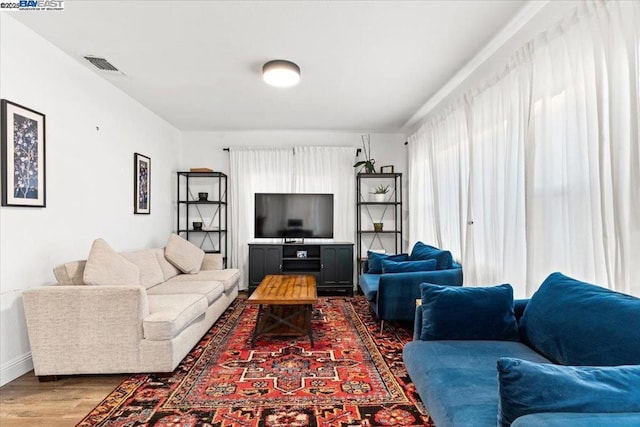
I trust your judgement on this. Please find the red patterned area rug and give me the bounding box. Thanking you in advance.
[77,297,433,426]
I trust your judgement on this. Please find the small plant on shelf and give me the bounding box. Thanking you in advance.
[371,184,390,202]
[372,184,389,194]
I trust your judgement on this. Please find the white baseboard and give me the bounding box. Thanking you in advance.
[0,352,33,387]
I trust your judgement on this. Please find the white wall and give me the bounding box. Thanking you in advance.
[0,15,181,386]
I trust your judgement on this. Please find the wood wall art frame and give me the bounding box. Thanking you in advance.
[1,99,46,207]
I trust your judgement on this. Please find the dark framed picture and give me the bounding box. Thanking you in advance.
[1,99,46,207]
[134,153,150,214]
[380,165,395,173]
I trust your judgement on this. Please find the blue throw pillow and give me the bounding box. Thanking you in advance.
[520,272,640,366]
[409,241,453,270]
[419,283,519,341]
[381,259,437,273]
[366,251,408,274]
[497,358,640,427]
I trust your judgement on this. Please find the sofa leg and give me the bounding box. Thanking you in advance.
[380,320,385,335]
[37,375,58,382]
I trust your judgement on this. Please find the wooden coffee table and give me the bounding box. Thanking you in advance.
[248,275,318,347]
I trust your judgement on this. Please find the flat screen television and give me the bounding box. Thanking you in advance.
[255,193,334,239]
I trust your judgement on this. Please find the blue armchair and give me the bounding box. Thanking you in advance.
[359,257,463,331]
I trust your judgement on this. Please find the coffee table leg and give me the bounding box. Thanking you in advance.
[306,304,314,347]
[251,304,264,347]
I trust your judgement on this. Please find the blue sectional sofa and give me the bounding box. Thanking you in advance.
[359,243,463,328]
[403,272,640,427]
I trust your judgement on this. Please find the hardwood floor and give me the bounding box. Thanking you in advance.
[0,371,127,426]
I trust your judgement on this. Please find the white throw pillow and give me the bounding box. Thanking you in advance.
[164,234,205,274]
[152,248,181,281]
[122,250,165,289]
[83,238,140,286]
[53,260,87,285]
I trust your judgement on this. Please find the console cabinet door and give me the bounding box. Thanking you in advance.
[248,245,282,288]
[321,245,353,289]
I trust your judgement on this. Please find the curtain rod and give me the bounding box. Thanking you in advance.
[223,147,363,154]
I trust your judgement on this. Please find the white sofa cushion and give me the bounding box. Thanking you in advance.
[53,260,87,285]
[147,280,224,305]
[144,294,207,341]
[165,269,240,293]
[152,248,181,281]
[122,249,165,289]
[165,234,204,274]
[83,239,140,286]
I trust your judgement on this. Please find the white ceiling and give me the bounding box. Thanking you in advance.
[11,0,528,132]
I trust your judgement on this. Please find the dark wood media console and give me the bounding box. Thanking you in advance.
[248,242,354,295]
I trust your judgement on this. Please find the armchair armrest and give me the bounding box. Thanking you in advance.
[22,285,149,375]
[378,268,463,323]
[201,253,223,270]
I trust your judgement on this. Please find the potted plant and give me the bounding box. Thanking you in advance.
[353,134,376,173]
[371,184,389,202]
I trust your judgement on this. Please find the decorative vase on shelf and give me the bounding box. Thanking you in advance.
[373,193,386,203]
[373,222,383,232]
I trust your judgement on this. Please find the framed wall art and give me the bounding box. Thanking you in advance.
[134,153,150,214]
[1,99,46,207]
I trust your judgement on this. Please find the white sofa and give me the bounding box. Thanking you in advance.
[22,236,239,379]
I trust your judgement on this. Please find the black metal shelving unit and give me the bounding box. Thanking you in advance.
[176,171,228,267]
[356,172,403,273]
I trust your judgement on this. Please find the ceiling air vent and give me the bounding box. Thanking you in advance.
[83,56,120,72]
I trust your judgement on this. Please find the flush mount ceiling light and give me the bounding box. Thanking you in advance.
[262,59,301,87]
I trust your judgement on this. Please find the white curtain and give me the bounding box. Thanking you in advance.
[229,148,293,288]
[526,0,639,295]
[632,0,640,296]
[229,146,356,289]
[408,103,469,262]
[408,0,639,297]
[466,50,531,290]
[293,146,356,242]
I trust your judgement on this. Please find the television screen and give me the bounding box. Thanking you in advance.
[255,193,334,239]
